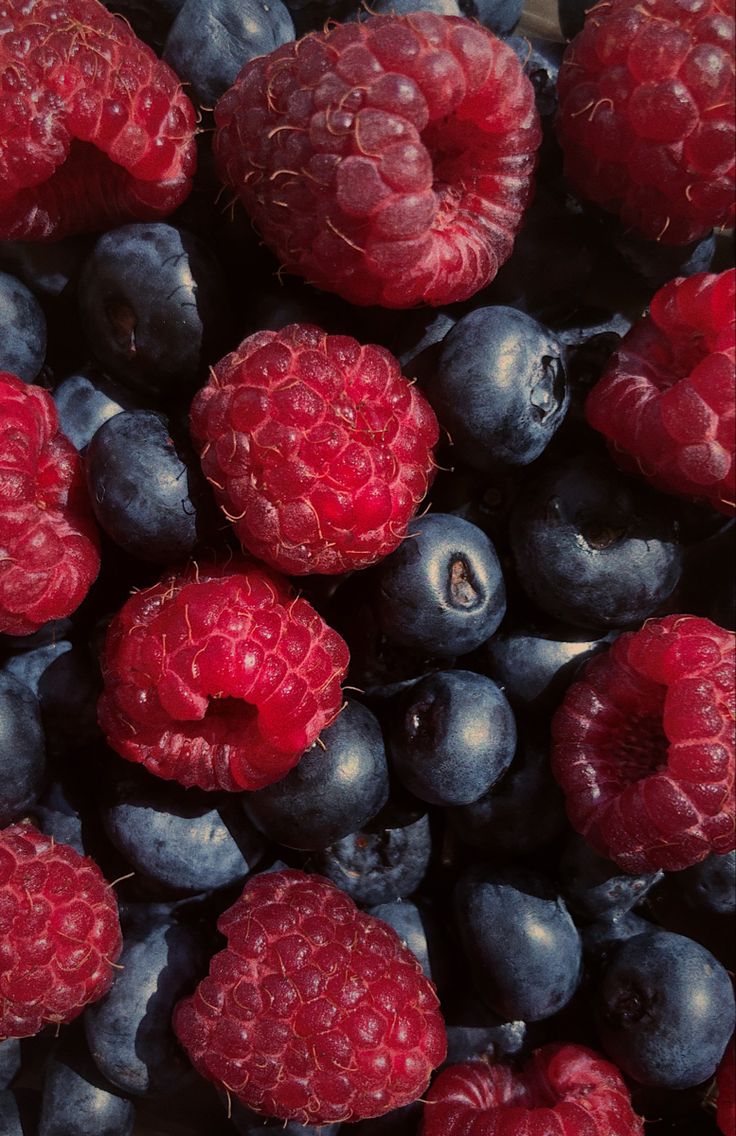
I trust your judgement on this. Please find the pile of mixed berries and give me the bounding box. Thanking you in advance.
[0,0,734,1132]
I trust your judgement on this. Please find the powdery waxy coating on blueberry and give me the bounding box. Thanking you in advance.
[586,269,736,515]
[0,0,197,241]
[552,614,735,875]
[213,13,541,308]
[556,0,735,246]
[0,372,100,636]
[190,323,440,576]
[0,821,123,1041]
[97,560,350,792]
[421,1044,644,1136]
[173,868,447,1125]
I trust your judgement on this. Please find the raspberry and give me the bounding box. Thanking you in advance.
[717,1037,735,1136]
[551,615,735,875]
[0,371,100,636]
[586,270,735,515]
[190,323,440,576]
[0,0,197,241]
[556,0,735,245]
[97,560,350,792]
[173,868,446,1125]
[421,1044,644,1136]
[213,14,540,308]
[0,821,122,1041]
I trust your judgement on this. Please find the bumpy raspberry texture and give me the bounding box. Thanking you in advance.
[190,323,440,575]
[557,0,735,245]
[0,0,196,240]
[716,1038,735,1136]
[0,821,122,1041]
[422,1045,644,1135]
[97,560,350,792]
[551,614,736,875]
[213,14,541,308]
[586,270,735,515]
[173,869,447,1125]
[0,372,100,636]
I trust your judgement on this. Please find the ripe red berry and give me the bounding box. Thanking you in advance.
[213,14,540,308]
[556,0,735,245]
[190,323,440,576]
[0,821,122,1041]
[551,614,735,875]
[0,0,197,241]
[97,560,350,792]
[0,371,100,636]
[173,868,447,1125]
[586,269,735,515]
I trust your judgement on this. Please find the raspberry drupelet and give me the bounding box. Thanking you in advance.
[551,614,735,875]
[173,868,447,1126]
[97,560,350,792]
[213,13,541,308]
[0,371,100,636]
[190,323,440,576]
[0,0,197,241]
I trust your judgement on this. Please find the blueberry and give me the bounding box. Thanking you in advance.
[385,669,516,807]
[443,993,527,1065]
[0,1039,21,1090]
[459,0,523,35]
[560,833,663,922]
[595,930,736,1089]
[371,513,506,657]
[0,672,46,827]
[644,852,736,968]
[366,899,447,987]
[582,910,658,965]
[243,699,389,850]
[0,235,92,299]
[0,270,47,383]
[53,367,142,452]
[424,306,569,471]
[39,1029,135,1136]
[0,1090,26,1136]
[360,0,460,15]
[31,780,86,856]
[454,865,583,1021]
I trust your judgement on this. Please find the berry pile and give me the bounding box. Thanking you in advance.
[0,0,734,1134]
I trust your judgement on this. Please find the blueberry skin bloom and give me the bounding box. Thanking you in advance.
[595,930,736,1089]
[454,865,583,1021]
[372,513,506,657]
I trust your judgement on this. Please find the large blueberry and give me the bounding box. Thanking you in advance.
[53,368,142,453]
[0,270,47,383]
[39,1030,135,1136]
[0,672,46,827]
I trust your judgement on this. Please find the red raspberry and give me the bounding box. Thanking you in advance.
[97,560,350,792]
[213,14,540,308]
[717,1037,735,1136]
[551,614,735,875]
[556,0,735,245]
[0,372,100,636]
[190,323,439,576]
[173,868,446,1125]
[421,1044,644,1136]
[586,270,736,515]
[0,821,122,1041]
[0,0,196,241]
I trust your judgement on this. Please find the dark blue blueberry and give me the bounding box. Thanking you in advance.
[371,513,506,657]
[0,235,92,299]
[229,1099,341,1136]
[454,865,583,1022]
[443,993,528,1066]
[361,0,459,14]
[644,852,736,969]
[460,0,523,35]
[0,1039,21,1090]
[53,367,143,453]
[0,270,47,383]
[0,672,46,827]
[557,0,595,39]
[366,899,448,988]
[31,780,86,856]
[77,223,231,397]
[0,1089,36,1136]
[582,910,658,966]
[85,410,215,563]
[509,449,683,629]
[39,1030,135,1136]
[595,931,736,1089]
[163,0,294,106]
[559,833,663,922]
[243,699,389,850]
[424,307,569,471]
[385,670,516,807]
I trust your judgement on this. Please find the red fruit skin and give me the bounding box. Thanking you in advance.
[213,13,540,308]
[717,1038,735,1136]
[0,821,122,1041]
[190,323,440,576]
[173,868,447,1125]
[0,0,197,241]
[97,560,350,792]
[586,270,736,515]
[551,614,736,875]
[421,1044,644,1136]
[556,0,735,245]
[0,371,100,635]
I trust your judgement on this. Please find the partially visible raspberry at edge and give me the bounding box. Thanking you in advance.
[97,560,350,792]
[0,0,197,241]
[551,614,736,875]
[0,371,100,636]
[213,13,541,308]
